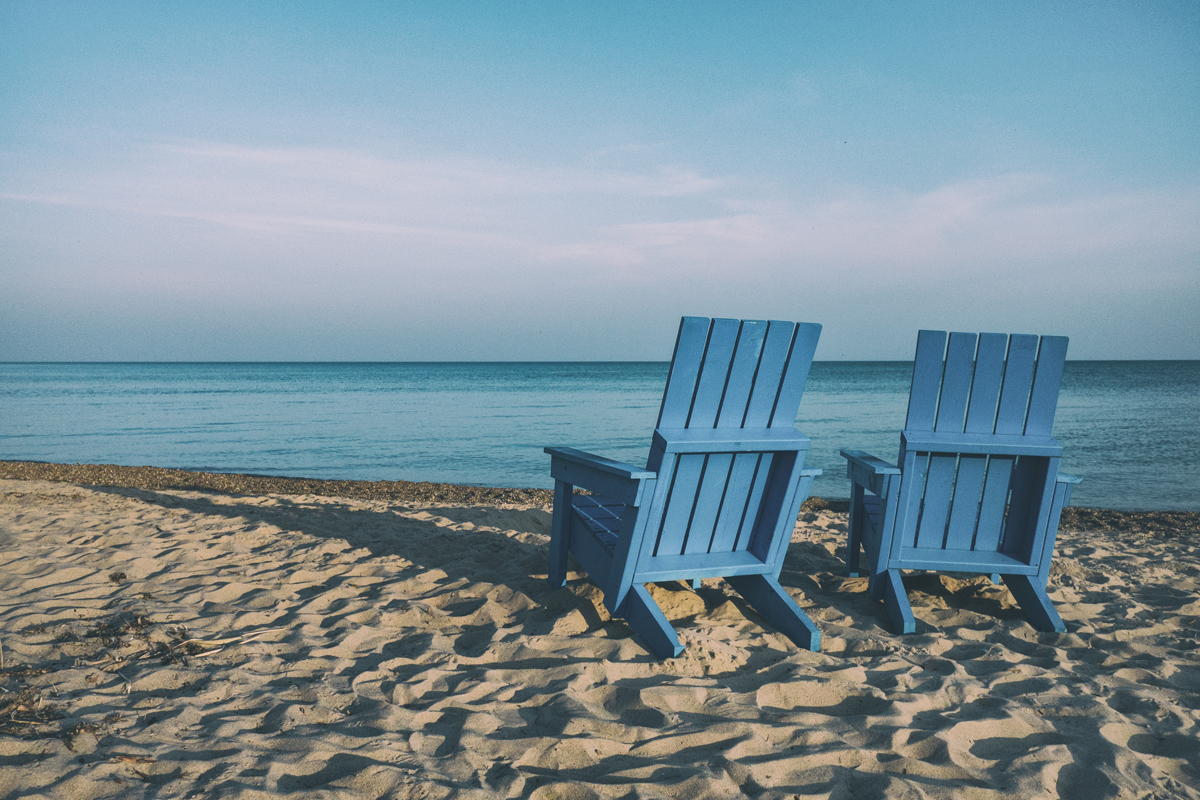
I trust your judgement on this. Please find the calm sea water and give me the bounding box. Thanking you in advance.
[1,361,1197,511]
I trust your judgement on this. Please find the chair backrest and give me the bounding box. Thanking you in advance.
[655,317,822,434]
[898,331,1069,559]
[641,317,821,563]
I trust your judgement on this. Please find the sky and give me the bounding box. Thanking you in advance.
[2,1,1198,361]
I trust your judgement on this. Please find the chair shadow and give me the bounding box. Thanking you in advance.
[86,484,882,660]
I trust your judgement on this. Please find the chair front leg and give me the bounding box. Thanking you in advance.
[547,479,573,589]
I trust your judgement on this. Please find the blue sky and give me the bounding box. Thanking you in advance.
[2,1,1197,360]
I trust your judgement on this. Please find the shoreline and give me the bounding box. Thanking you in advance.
[2,458,1197,536]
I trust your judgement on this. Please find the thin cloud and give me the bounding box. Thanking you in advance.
[4,143,1197,281]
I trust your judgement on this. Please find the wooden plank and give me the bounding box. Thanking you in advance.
[894,546,1038,574]
[709,452,760,553]
[683,453,732,554]
[914,454,956,549]
[1036,475,1074,580]
[549,459,644,505]
[995,334,1038,435]
[654,426,810,453]
[760,453,808,569]
[566,514,612,586]
[884,570,916,634]
[1000,575,1065,632]
[973,455,1012,552]
[633,550,768,582]
[892,450,926,555]
[716,320,768,428]
[769,322,821,428]
[654,453,705,557]
[743,320,796,427]
[686,318,740,428]
[624,583,684,658]
[734,452,774,551]
[935,332,977,433]
[846,483,866,577]
[547,480,573,588]
[900,431,1062,457]
[965,333,1007,433]
[944,455,987,551]
[770,467,819,580]
[1000,455,1040,555]
[1017,456,1057,564]
[1025,336,1068,436]
[905,330,947,432]
[657,317,711,428]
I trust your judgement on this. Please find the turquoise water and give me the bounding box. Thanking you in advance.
[1,361,1197,511]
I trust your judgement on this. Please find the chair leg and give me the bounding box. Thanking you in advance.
[547,480,572,589]
[624,584,684,659]
[727,574,821,652]
[883,569,916,634]
[1001,575,1066,633]
[867,564,887,601]
[846,484,865,577]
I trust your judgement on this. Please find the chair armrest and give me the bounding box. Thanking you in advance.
[1055,472,1082,508]
[840,449,900,496]
[544,447,656,506]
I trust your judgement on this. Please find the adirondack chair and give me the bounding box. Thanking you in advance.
[545,317,824,658]
[841,330,1081,635]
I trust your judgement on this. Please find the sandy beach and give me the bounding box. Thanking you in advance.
[0,462,1197,799]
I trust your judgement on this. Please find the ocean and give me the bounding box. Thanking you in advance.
[1,361,1197,511]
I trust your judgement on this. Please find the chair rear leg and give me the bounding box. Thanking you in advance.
[624,584,684,659]
[727,574,821,652]
[883,569,916,634]
[846,484,865,577]
[1001,574,1066,633]
[547,480,572,589]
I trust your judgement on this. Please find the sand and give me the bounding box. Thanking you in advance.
[0,469,1197,799]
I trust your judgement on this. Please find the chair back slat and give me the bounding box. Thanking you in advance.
[769,322,821,427]
[964,334,1008,433]
[658,317,715,428]
[686,318,742,427]
[972,455,1014,552]
[914,454,956,548]
[1025,336,1069,436]
[654,454,705,556]
[709,453,763,552]
[944,455,988,550]
[994,334,1039,435]
[935,333,977,432]
[905,330,948,431]
[684,453,734,554]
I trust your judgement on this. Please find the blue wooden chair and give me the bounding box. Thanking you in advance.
[545,317,824,658]
[841,330,1081,635]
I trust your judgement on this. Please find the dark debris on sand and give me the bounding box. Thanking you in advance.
[1,460,553,506]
